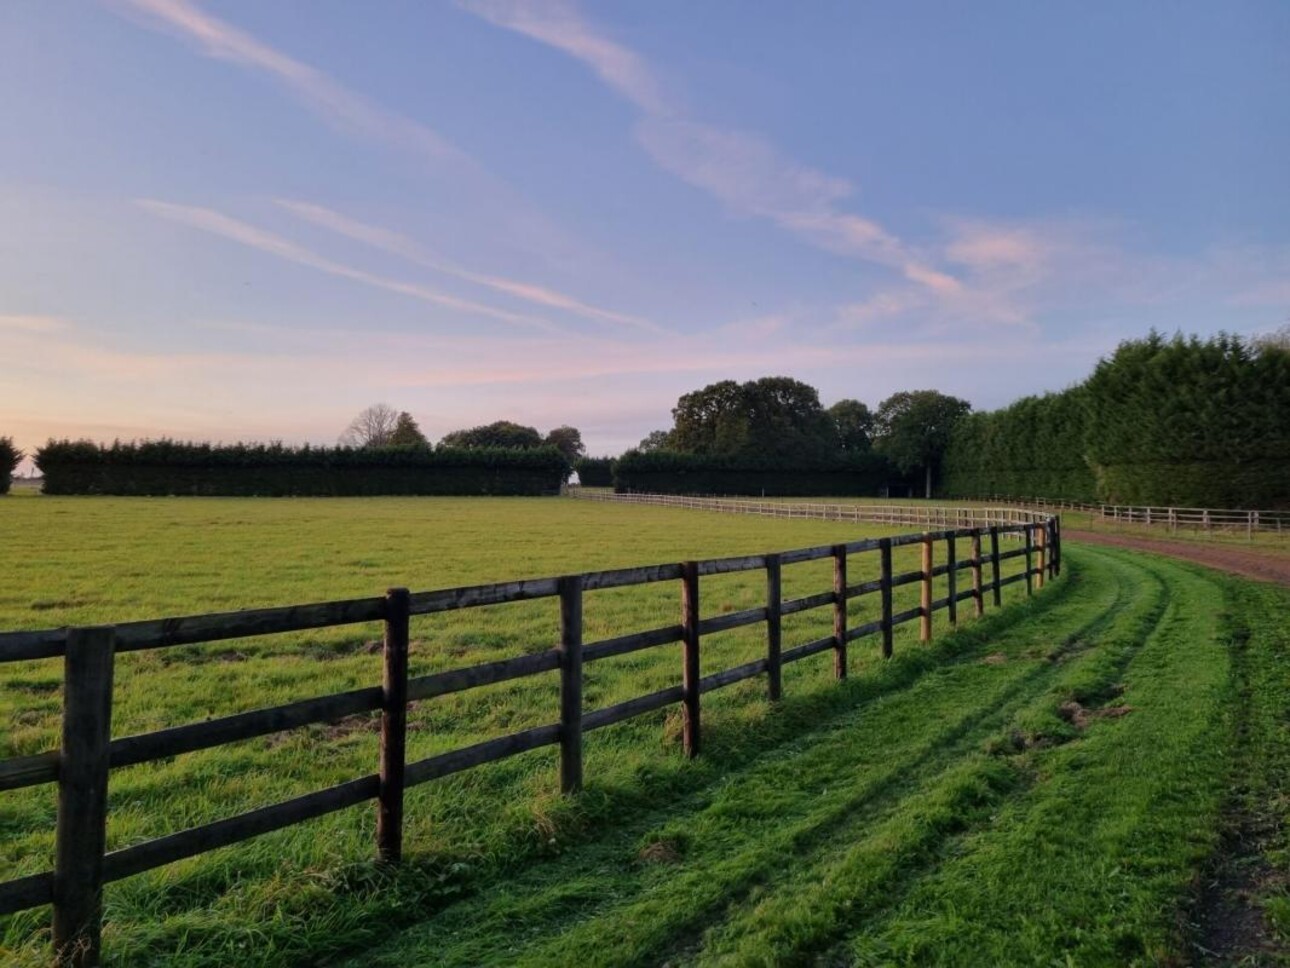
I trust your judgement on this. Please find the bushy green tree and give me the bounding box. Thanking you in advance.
[388,411,429,447]
[669,377,836,461]
[0,437,20,495]
[637,429,673,453]
[439,421,543,450]
[543,426,586,463]
[874,390,971,498]
[828,399,874,453]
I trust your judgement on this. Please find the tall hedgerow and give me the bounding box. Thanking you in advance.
[34,440,570,497]
[942,330,1290,507]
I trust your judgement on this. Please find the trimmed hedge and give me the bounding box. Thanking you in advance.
[0,437,19,495]
[35,440,570,496]
[613,450,895,497]
[942,332,1290,508]
[1082,332,1290,507]
[574,456,615,488]
[941,390,1097,502]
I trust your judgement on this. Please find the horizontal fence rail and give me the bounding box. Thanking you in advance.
[0,515,1060,967]
[570,488,1049,529]
[977,496,1290,537]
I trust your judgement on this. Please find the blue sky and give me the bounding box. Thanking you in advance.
[2,0,1287,459]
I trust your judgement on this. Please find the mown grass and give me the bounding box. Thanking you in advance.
[0,496,1028,966]
[1,497,1283,966]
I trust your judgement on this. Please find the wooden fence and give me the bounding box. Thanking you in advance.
[571,488,1048,530]
[979,496,1289,537]
[0,517,1060,967]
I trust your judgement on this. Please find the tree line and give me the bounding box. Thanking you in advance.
[597,376,970,498]
[942,329,1290,507]
[340,403,587,463]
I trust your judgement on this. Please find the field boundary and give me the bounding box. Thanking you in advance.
[0,516,1060,967]
[570,488,1048,529]
[972,496,1289,537]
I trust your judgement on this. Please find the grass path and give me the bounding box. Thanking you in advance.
[336,543,1284,967]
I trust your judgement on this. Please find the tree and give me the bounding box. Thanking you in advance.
[388,411,429,447]
[543,426,586,462]
[637,429,673,452]
[0,436,20,495]
[439,420,543,450]
[874,390,972,498]
[828,399,874,453]
[668,376,836,461]
[340,403,399,448]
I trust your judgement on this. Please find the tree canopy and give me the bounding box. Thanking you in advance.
[543,426,586,463]
[388,411,429,447]
[828,399,874,453]
[874,390,972,497]
[668,377,837,461]
[439,421,544,450]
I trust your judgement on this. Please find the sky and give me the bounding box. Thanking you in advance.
[2,0,1287,462]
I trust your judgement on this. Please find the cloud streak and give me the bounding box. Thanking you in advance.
[460,0,960,294]
[113,0,468,167]
[275,199,662,333]
[137,199,566,332]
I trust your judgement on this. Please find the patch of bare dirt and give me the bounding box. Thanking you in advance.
[1066,530,1290,587]
[981,652,1008,665]
[1057,700,1134,729]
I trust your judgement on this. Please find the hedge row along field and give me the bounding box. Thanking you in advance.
[573,456,615,487]
[34,440,570,496]
[943,331,1290,507]
[613,450,895,496]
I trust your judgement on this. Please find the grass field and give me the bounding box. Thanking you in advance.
[1,496,1286,966]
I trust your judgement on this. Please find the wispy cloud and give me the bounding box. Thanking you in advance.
[274,199,661,333]
[459,0,959,294]
[0,314,72,333]
[112,0,467,167]
[461,0,671,114]
[137,199,565,333]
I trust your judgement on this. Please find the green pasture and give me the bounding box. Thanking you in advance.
[0,496,1285,966]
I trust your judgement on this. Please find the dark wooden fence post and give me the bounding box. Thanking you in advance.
[681,561,700,758]
[833,544,847,679]
[990,526,1002,607]
[53,626,115,968]
[920,534,933,642]
[1024,525,1035,596]
[377,587,410,863]
[946,534,958,627]
[558,575,584,794]
[971,529,984,618]
[766,554,782,701]
[879,538,894,658]
[1052,517,1062,576]
[1035,524,1046,590]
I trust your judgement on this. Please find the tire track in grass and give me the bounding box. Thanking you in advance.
[339,549,1158,968]
[675,549,1175,966]
[839,552,1231,966]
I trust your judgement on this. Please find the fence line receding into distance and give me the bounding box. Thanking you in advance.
[0,513,1060,968]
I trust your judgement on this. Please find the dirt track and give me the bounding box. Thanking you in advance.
[1066,530,1290,588]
